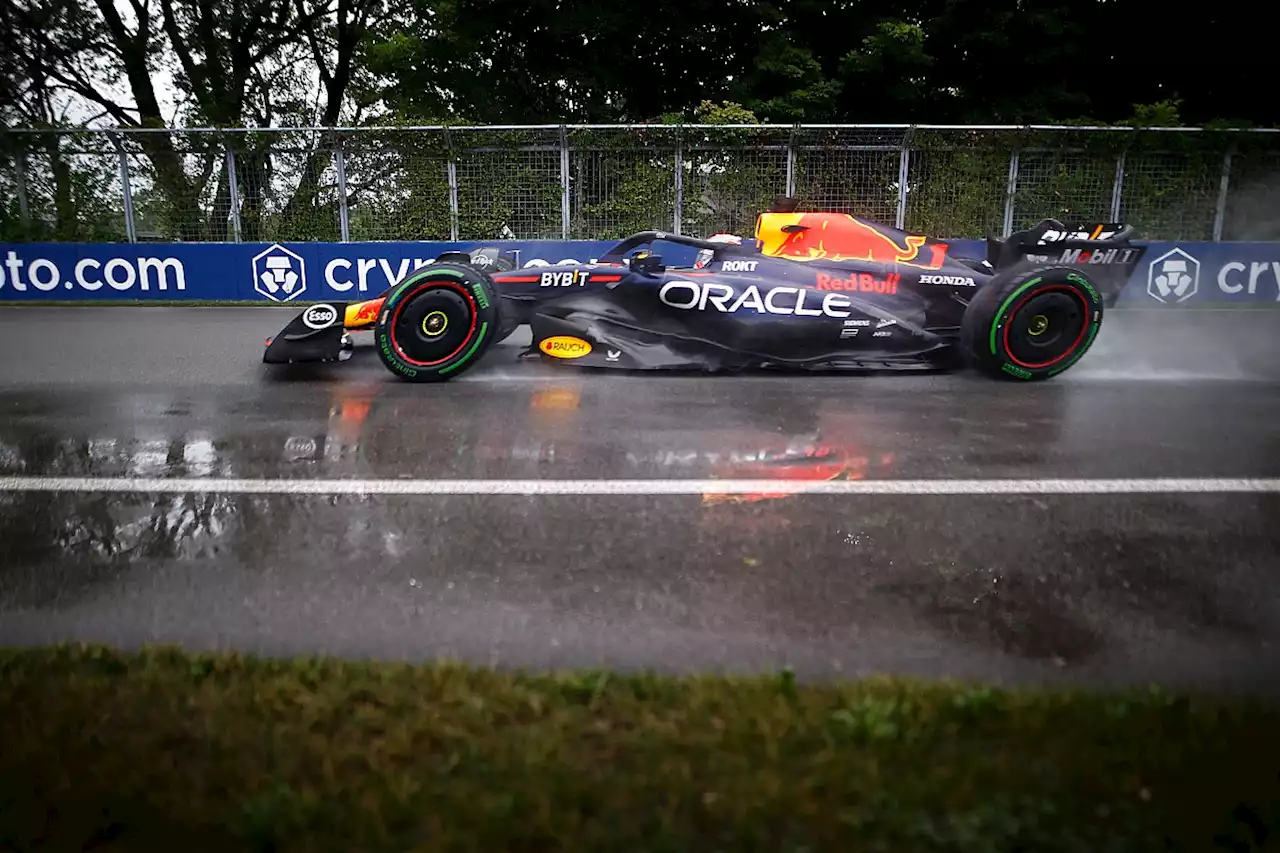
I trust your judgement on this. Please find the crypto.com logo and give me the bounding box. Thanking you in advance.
[1147,247,1199,304]
[253,244,307,302]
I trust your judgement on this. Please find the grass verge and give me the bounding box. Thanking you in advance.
[2,644,1279,852]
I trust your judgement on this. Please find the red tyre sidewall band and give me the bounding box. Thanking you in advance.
[1000,285,1092,370]
[385,280,478,368]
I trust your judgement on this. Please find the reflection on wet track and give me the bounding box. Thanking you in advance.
[1,307,1279,692]
[3,370,1279,483]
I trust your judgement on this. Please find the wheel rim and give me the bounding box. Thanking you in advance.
[1004,289,1089,369]
[390,285,475,366]
[421,310,449,337]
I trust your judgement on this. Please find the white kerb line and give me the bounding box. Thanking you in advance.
[0,476,1278,496]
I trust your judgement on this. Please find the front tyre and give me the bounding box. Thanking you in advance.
[373,263,501,383]
[960,266,1103,381]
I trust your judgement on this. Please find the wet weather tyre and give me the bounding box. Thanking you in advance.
[373,262,501,383]
[961,265,1104,381]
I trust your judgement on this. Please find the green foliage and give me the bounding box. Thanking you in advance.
[1011,151,1116,230]
[1125,100,1185,128]
[571,151,675,240]
[837,20,934,121]
[0,132,126,243]
[2,644,1279,852]
[737,35,841,123]
[694,100,759,125]
[905,148,1009,238]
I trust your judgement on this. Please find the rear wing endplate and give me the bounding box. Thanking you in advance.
[989,219,1147,305]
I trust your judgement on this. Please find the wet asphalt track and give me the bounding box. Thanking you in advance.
[1,306,1279,693]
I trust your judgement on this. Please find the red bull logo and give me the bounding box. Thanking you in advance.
[756,212,947,270]
[344,298,384,327]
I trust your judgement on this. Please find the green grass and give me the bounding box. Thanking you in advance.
[2,645,1279,853]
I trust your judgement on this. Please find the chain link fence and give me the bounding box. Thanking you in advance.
[2,125,1278,244]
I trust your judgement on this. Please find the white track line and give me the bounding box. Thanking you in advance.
[0,476,1278,496]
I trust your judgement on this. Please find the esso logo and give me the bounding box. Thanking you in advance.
[301,303,338,329]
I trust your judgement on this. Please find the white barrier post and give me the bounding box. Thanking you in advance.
[109,132,137,244]
[785,126,796,198]
[559,126,570,240]
[445,128,459,241]
[895,128,912,229]
[1213,148,1233,242]
[1002,150,1019,237]
[673,127,683,234]
[1110,152,1126,222]
[225,148,243,242]
[334,136,350,243]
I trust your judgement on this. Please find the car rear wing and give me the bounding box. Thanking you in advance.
[988,219,1147,305]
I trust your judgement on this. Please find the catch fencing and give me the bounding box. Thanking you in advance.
[2,124,1278,244]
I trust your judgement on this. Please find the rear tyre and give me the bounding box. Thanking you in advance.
[373,263,501,383]
[960,266,1103,381]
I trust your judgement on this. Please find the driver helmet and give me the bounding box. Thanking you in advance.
[694,233,743,269]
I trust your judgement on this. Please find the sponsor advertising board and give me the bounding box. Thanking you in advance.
[1,239,1278,306]
[0,241,628,303]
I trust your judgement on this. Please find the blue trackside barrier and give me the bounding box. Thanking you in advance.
[1,240,1278,306]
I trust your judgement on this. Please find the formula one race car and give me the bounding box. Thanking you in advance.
[263,204,1146,382]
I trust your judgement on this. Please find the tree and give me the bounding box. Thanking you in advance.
[274,0,392,238]
[6,0,391,240]
[367,0,774,124]
[733,34,840,122]
[835,20,934,122]
[922,0,1097,124]
[0,0,125,241]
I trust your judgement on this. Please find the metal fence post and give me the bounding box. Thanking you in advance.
[1110,152,1126,221]
[1213,147,1233,242]
[785,126,797,198]
[559,126,571,239]
[895,129,912,229]
[445,128,459,242]
[109,132,137,243]
[14,148,31,227]
[1002,150,1020,237]
[673,127,683,234]
[225,147,243,242]
[333,136,350,242]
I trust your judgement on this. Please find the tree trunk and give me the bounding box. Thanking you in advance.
[237,148,268,241]
[47,136,76,241]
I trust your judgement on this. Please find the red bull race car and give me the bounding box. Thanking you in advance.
[263,202,1145,382]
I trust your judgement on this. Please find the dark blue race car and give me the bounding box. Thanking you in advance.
[264,204,1145,383]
